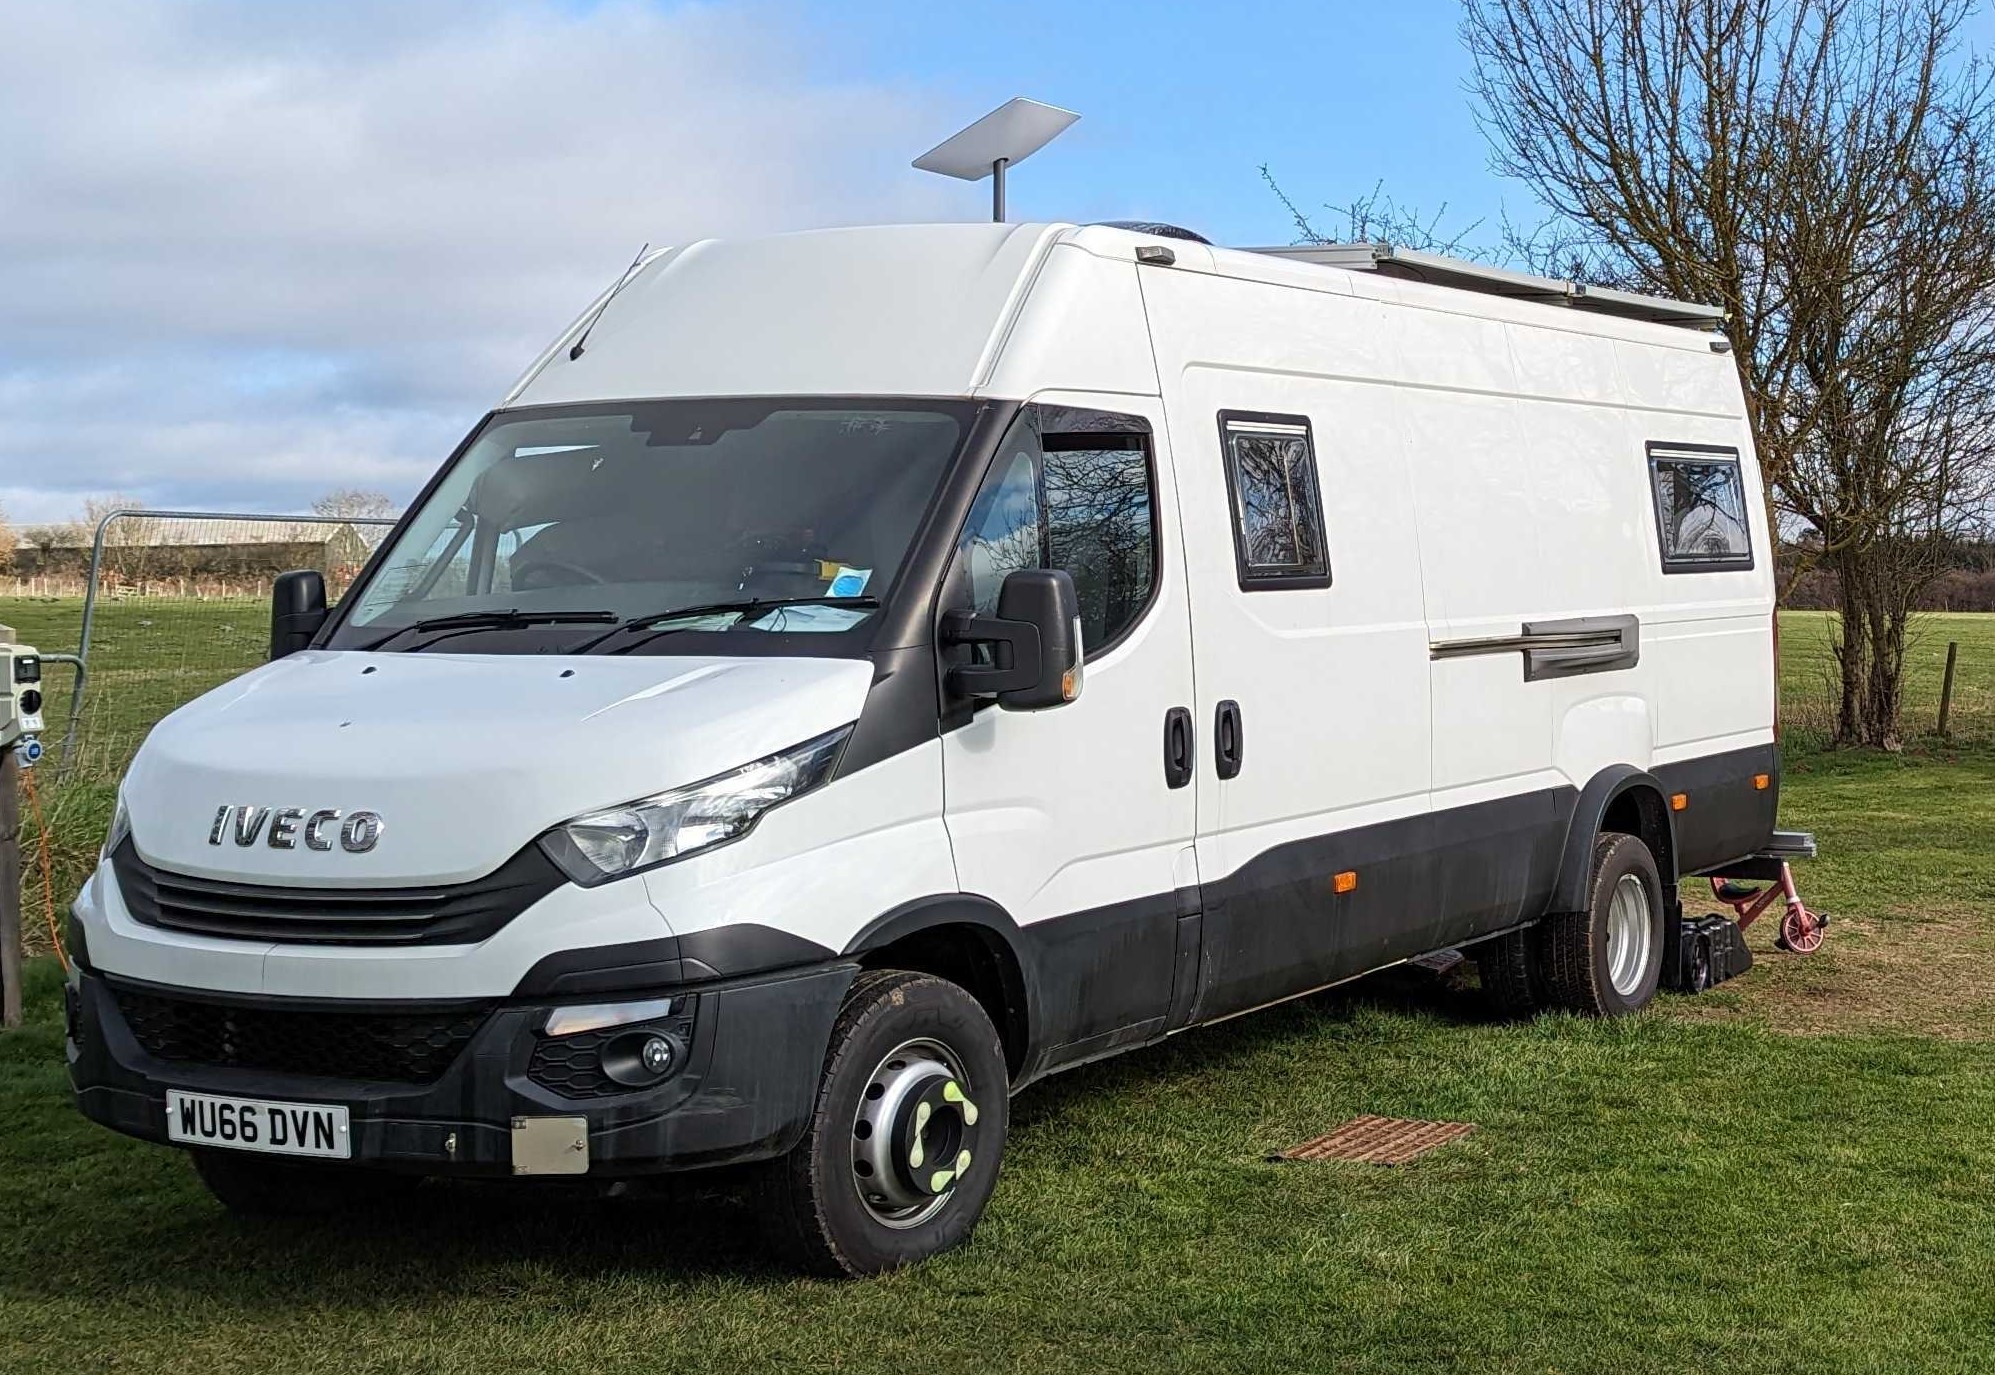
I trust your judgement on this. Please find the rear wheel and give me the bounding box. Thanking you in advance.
[756,970,1008,1277]
[191,1150,420,1217]
[1474,929,1541,1018]
[1540,832,1665,1017]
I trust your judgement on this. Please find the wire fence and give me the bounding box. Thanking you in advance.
[13,511,394,782]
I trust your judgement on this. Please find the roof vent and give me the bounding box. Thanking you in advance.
[1094,221,1212,244]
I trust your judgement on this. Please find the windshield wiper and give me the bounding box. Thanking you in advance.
[361,608,617,652]
[570,596,880,655]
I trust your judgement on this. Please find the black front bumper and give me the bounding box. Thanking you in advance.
[67,961,857,1175]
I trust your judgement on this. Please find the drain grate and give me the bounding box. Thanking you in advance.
[1274,1115,1476,1165]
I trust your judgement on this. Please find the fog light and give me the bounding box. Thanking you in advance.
[598,1028,688,1087]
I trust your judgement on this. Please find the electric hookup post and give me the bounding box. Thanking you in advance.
[1,623,46,1029]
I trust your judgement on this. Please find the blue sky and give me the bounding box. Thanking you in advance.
[791,0,1511,246]
[0,0,1525,522]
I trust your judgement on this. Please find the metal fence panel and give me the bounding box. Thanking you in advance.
[47,511,394,780]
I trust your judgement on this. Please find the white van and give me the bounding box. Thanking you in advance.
[67,222,1785,1274]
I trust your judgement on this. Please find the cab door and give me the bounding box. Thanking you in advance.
[939,397,1199,1067]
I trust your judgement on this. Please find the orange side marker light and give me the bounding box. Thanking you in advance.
[1333,870,1358,894]
[1670,793,1689,812]
[1753,774,1770,791]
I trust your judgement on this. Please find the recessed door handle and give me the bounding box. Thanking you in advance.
[1163,707,1194,789]
[1214,700,1243,780]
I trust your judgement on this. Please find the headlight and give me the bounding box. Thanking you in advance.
[103,794,131,859]
[538,726,851,885]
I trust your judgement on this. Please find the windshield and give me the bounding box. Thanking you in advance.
[331,398,972,652]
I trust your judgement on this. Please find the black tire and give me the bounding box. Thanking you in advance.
[1474,928,1541,1018]
[756,969,1009,1277]
[1541,832,1666,1017]
[191,1150,421,1217]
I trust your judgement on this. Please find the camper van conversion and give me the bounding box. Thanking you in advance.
[67,223,1790,1275]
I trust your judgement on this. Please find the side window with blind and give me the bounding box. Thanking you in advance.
[1649,444,1753,573]
[1218,412,1331,590]
[959,407,1160,653]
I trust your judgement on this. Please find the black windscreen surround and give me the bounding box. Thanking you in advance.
[1218,412,1331,590]
[1649,443,1754,573]
[328,397,979,654]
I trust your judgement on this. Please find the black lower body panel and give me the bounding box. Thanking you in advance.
[1190,787,1574,1024]
[68,962,856,1175]
[1655,742,1780,876]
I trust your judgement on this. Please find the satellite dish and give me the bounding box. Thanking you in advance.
[913,98,1080,223]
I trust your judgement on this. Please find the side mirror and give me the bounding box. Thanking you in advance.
[942,568,1084,711]
[270,569,329,661]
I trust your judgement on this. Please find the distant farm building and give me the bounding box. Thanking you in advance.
[8,519,387,596]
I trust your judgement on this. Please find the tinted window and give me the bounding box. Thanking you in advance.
[1044,435,1155,649]
[1220,413,1330,589]
[959,408,1159,651]
[1650,446,1753,572]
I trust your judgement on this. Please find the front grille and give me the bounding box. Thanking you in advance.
[528,1028,626,1098]
[110,836,564,946]
[113,984,489,1084]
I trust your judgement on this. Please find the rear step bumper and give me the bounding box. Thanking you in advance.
[1703,830,1816,884]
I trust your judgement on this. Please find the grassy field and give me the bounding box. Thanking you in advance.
[0,605,1992,1372]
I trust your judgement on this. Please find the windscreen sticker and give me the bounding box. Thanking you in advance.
[749,604,871,632]
[827,566,873,597]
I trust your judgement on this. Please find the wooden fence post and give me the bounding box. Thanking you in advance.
[1938,641,1959,739]
[1,743,21,1029]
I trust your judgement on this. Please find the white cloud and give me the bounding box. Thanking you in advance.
[0,0,960,521]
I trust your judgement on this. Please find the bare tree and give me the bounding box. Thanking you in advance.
[311,488,399,521]
[0,502,14,574]
[1261,169,1494,258]
[72,493,157,584]
[1462,0,1995,747]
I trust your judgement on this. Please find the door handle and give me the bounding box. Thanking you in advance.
[1214,700,1244,780]
[1163,707,1194,789]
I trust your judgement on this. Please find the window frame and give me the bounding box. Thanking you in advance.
[1217,410,1333,592]
[1646,441,1755,575]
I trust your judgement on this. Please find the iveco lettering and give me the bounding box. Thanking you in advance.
[64,222,1806,1275]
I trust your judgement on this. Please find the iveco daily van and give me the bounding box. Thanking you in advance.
[67,223,1786,1274]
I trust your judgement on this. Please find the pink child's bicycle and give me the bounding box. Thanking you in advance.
[1707,830,1828,953]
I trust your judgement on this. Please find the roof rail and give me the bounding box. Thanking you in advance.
[1240,243,1727,330]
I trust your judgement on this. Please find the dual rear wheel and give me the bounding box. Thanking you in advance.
[1476,832,1666,1018]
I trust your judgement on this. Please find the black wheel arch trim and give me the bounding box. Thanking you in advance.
[1549,765,1679,915]
[843,894,1037,1078]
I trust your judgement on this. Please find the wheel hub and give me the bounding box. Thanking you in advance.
[851,1039,981,1228]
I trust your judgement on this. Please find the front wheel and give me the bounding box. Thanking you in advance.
[1540,832,1665,1016]
[756,970,1009,1277]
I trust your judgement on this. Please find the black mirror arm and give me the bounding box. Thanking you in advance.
[940,610,1043,698]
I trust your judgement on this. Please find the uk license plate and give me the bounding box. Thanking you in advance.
[164,1090,351,1159]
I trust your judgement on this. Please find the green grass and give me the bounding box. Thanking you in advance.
[2,603,1994,1372]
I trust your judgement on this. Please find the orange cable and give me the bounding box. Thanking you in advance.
[20,766,67,974]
